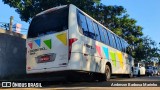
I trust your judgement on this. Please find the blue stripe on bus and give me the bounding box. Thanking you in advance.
[102,47,109,60]
[34,39,41,47]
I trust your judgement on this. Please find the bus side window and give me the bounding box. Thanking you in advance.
[98,25,106,43]
[104,29,110,45]
[114,36,121,51]
[117,37,123,51]
[86,17,96,39]
[120,39,126,52]
[111,33,117,49]
[107,31,114,48]
[93,22,101,42]
[77,12,89,37]
[77,11,83,34]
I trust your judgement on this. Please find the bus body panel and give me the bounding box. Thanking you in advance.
[26,30,69,74]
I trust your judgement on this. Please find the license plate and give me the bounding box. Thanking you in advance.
[36,53,56,63]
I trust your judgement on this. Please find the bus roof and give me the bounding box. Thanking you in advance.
[36,5,68,16]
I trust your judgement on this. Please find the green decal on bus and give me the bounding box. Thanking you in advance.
[110,51,116,67]
[43,39,52,49]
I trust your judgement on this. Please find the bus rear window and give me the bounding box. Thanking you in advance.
[28,6,69,38]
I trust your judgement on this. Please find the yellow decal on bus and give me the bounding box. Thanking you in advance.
[56,33,67,46]
[117,52,124,69]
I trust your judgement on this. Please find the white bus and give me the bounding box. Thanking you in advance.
[26,4,134,81]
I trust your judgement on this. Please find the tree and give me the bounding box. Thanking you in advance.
[2,0,100,22]
[134,36,160,62]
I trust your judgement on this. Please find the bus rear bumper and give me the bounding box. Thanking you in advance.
[26,66,68,74]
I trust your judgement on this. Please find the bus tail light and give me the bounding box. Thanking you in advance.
[27,67,31,70]
[68,38,78,60]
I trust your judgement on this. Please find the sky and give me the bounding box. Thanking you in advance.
[0,0,159,44]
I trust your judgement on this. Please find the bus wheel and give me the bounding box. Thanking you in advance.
[105,65,111,81]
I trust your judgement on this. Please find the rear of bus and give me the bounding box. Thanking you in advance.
[26,5,73,74]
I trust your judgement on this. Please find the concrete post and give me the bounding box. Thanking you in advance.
[9,16,14,32]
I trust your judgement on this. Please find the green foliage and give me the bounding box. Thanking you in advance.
[134,36,160,62]
[2,0,160,62]
[2,0,99,22]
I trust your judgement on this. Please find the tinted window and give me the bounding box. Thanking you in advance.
[114,36,121,51]
[107,31,114,47]
[111,33,117,48]
[77,12,89,37]
[28,6,69,38]
[93,22,101,41]
[98,25,106,43]
[114,36,118,49]
[120,39,126,52]
[104,29,110,45]
[86,17,95,39]
[117,37,123,51]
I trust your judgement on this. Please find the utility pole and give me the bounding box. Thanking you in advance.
[9,16,13,32]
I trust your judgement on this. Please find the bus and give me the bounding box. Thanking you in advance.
[26,4,134,81]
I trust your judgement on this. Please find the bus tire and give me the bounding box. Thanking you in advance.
[105,65,111,81]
